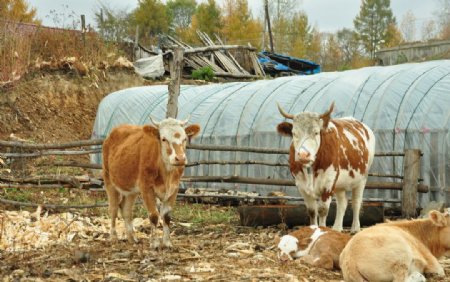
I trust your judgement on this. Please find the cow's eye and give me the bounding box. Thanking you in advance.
[162,138,167,142]
[314,131,320,136]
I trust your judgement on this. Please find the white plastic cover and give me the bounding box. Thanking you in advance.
[92,60,450,205]
[133,55,165,79]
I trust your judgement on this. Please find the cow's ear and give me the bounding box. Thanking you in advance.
[185,124,201,141]
[277,122,293,136]
[143,125,159,138]
[429,210,446,227]
[319,102,334,129]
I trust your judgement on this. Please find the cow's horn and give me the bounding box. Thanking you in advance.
[149,116,161,127]
[320,102,335,119]
[277,103,294,119]
[180,114,190,126]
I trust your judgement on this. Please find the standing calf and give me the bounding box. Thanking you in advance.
[340,210,450,281]
[102,117,201,248]
[277,102,375,232]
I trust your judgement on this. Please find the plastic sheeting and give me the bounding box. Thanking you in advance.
[91,60,450,206]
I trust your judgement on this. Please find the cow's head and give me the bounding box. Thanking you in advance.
[429,209,450,255]
[149,116,201,167]
[276,102,334,166]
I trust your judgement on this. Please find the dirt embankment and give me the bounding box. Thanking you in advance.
[0,69,146,143]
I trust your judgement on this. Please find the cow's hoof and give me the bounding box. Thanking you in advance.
[162,240,173,249]
[127,235,138,244]
[151,239,161,250]
[110,232,118,243]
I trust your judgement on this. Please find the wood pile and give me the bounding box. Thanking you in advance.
[162,32,265,79]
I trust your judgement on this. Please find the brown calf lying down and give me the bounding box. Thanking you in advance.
[103,117,201,249]
[340,210,450,282]
[277,225,351,270]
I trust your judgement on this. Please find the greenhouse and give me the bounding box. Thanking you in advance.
[91,60,450,206]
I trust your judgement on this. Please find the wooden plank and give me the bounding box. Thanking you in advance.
[402,149,421,217]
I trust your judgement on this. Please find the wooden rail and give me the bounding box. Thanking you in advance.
[0,139,426,217]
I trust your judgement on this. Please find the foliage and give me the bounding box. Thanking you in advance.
[320,34,342,71]
[0,0,40,23]
[353,0,396,59]
[191,0,222,39]
[94,4,133,42]
[167,0,197,30]
[384,23,403,47]
[191,66,215,81]
[436,0,450,39]
[221,0,262,48]
[336,28,361,67]
[132,0,169,46]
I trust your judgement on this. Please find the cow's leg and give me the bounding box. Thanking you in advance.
[140,188,161,249]
[318,197,332,227]
[299,190,318,226]
[105,184,121,242]
[121,193,138,244]
[351,182,365,233]
[333,189,348,232]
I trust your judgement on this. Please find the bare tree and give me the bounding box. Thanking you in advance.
[400,10,416,42]
[421,19,438,41]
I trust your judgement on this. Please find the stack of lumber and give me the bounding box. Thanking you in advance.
[164,32,265,79]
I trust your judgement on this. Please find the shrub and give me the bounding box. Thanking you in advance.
[191,66,215,81]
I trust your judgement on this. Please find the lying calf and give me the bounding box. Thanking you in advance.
[340,209,450,282]
[276,225,351,270]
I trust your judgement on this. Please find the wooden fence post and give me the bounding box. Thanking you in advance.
[402,149,421,218]
[166,47,184,118]
[81,15,86,47]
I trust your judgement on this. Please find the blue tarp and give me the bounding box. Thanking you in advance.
[258,51,320,75]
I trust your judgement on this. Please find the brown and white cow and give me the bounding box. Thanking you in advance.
[277,225,351,270]
[277,103,375,232]
[102,117,201,248]
[340,209,450,282]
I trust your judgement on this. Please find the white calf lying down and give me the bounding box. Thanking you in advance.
[340,210,450,282]
[276,225,351,270]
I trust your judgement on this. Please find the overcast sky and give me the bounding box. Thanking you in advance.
[27,0,439,34]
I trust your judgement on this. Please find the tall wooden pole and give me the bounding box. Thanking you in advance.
[402,149,421,218]
[264,0,274,52]
[166,47,184,118]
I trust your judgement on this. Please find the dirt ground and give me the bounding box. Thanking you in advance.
[1,205,450,282]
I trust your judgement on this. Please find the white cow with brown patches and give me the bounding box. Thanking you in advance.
[277,225,351,270]
[102,117,201,249]
[340,210,450,282]
[277,103,375,232]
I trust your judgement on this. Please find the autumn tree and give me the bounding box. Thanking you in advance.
[0,0,40,23]
[353,0,396,59]
[191,0,222,38]
[336,28,361,69]
[384,23,403,47]
[285,11,311,58]
[436,0,450,39]
[400,10,416,42]
[320,33,342,71]
[221,0,262,47]
[94,4,132,42]
[132,0,170,45]
[167,0,196,30]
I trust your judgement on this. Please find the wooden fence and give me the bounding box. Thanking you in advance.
[0,139,426,217]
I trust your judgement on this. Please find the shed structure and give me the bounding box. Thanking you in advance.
[91,60,450,206]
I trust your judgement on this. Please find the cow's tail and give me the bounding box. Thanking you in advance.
[340,251,368,282]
